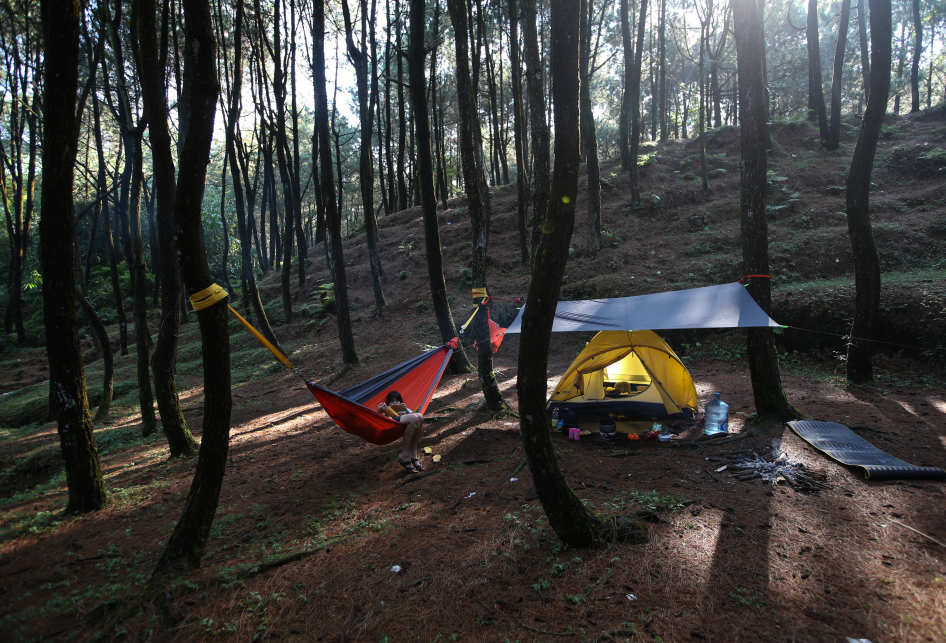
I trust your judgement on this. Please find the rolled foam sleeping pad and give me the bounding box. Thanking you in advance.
[788,420,946,481]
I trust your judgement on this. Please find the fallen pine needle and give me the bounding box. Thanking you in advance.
[512,616,575,637]
[889,519,946,548]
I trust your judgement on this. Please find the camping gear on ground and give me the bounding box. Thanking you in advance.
[504,282,781,334]
[658,422,672,442]
[704,393,730,435]
[305,339,458,445]
[788,420,946,481]
[547,330,698,422]
[599,418,618,440]
[552,408,559,428]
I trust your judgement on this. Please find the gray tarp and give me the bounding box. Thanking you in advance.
[504,282,781,333]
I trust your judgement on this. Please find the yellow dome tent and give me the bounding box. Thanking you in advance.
[549,330,698,422]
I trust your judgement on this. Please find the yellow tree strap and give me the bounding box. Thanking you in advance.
[227,306,294,371]
[461,287,489,332]
[189,283,229,311]
[459,306,479,332]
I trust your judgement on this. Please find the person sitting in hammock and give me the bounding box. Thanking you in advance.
[377,390,426,473]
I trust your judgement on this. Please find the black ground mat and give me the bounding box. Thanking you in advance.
[788,420,946,481]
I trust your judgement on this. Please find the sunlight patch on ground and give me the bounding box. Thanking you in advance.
[930,398,946,417]
[896,400,921,417]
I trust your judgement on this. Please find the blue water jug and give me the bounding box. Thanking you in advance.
[704,392,729,435]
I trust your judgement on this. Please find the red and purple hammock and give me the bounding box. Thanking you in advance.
[305,338,458,445]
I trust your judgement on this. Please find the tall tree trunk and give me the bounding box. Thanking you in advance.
[523,0,550,254]
[92,93,129,359]
[0,35,37,345]
[508,0,529,264]
[40,0,107,515]
[580,0,601,255]
[224,0,281,352]
[894,23,906,115]
[733,0,798,421]
[153,0,229,576]
[698,21,709,193]
[132,0,197,457]
[407,0,473,374]
[314,0,359,365]
[272,0,296,323]
[658,0,667,140]
[846,0,891,382]
[807,0,829,140]
[858,0,871,102]
[627,0,648,207]
[446,0,505,412]
[826,0,851,151]
[342,0,386,316]
[127,127,157,434]
[910,0,922,113]
[289,0,307,283]
[218,157,234,295]
[927,18,934,109]
[74,251,113,421]
[517,0,645,548]
[396,0,408,211]
[619,0,632,167]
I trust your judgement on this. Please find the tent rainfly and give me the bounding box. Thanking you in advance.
[504,282,781,334]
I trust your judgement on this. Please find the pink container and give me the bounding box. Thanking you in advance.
[568,427,581,440]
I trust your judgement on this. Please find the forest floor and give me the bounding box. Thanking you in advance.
[1,111,946,642]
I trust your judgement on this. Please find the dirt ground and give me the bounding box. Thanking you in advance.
[2,317,945,642]
[2,112,946,642]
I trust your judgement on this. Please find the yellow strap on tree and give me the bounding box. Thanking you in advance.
[189,283,229,311]
[460,306,479,332]
[227,306,294,371]
[460,287,488,332]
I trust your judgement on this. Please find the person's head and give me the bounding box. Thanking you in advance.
[385,391,404,405]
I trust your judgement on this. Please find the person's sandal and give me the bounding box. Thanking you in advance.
[411,459,425,471]
[398,457,417,473]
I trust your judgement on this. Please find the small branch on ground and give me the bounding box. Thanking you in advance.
[890,519,946,548]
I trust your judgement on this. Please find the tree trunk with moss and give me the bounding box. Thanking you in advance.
[846,0,891,382]
[517,0,645,548]
[447,0,505,411]
[153,0,229,576]
[40,0,107,515]
[733,0,799,421]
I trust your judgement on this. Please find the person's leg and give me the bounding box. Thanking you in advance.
[399,418,419,467]
[408,414,424,460]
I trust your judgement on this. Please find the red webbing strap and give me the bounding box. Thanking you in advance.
[738,274,772,283]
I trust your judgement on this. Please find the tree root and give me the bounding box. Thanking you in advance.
[236,537,349,580]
